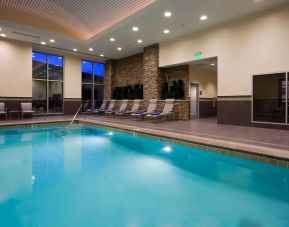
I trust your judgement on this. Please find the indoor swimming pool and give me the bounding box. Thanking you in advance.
[0,124,288,227]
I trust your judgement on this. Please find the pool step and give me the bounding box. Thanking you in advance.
[55,124,84,136]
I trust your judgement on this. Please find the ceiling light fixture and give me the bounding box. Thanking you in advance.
[164,11,172,17]
[211,63,216,66]
[163,29,170,34]
[110,37,116,42]
[117,47,122,51]
[132,26,139,31]
[49,39,55,43]
[88,48,93,51]
[0,33,6,37]
[100,54,104,57]
[137,39,143,43]
[73,48,78,52]
[200,15,208,21]
[40,41,46,45]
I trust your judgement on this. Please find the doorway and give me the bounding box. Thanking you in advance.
[190,83,199,119]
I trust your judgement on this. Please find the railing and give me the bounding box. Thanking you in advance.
[55,104,82,136]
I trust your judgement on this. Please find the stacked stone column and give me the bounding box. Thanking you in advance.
[143,44,161,101]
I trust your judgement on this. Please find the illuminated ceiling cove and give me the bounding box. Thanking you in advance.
[0,0,157,40]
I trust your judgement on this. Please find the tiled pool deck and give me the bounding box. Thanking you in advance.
[0,115,289,165]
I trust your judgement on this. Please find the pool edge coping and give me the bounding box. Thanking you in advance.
[0,119,288,168]
[78,119,289,168]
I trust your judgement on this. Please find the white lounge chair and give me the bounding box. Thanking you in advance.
[104,100,116,115]
[90,100,107,114]
[114,100,129,116]
[131,99,157,118]
[116,99,141,116]
[145,99,175,119]
[0,103,7,119]
[21,103,35,118]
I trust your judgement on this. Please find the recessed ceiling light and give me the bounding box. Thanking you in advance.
[164,11,172,17]
[40,41,46,45]
[132,26,139,32]
[210,63,216,66]
[73,48,78,52]
[100,54,104,57]
[200,15,208,21]
[110,37,116,42]
[88,48,93,51]
[163,29,170,34]
[137,39,143,44]
[49,39,55,43]
[0,33,6,37]
[117,47,122,51]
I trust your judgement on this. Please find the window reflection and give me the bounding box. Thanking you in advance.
[48,81,63,112]
[82,84,93,109]
[82,61,93,83]
[32,80,47,113]
[48,55,63,80]
[253,73,286,123]
[32,51,64,113]
[32,52,47,79]
[81,60,105,110]
[94,85,104,108]
[94,63,104,84]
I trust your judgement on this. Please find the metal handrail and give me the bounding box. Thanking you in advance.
[67,104,82,128]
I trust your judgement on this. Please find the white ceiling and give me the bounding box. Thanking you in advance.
[0,0,288,60]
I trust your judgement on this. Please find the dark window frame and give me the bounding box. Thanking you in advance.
[252,72,288,125]
[81,60,105,109]
[32,51,64,114]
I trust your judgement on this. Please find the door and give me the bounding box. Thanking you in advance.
[190,84,199,119]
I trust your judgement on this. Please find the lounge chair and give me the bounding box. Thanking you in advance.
[87,100,107,114]
[21,103,35,118]
[114,100,129,116]
[145,99,175,119]
[0,103,7,119]
[104,100,116,115]
[115,99,141,117]
[131,99,157,118]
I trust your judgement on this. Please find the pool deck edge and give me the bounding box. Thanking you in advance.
[78,119,289,162]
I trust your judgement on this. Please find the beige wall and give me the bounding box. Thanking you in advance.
[189,65,217,98]
[64,55,81,99]
[159,5,289,96]
[0,39,32,97]
[0,39,102,99]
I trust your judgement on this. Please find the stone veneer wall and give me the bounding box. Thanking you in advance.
[104,60,116,100]
[104,44,190,120]
[114,53,143,87]
[143,44,161,100]
[156,100,190,120]
[160,65,190,100]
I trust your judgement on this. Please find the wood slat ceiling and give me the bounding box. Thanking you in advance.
[0,0,157,40]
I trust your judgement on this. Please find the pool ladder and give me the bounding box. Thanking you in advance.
[55,104,83,136]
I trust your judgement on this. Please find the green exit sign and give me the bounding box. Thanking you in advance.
[194,52,202,60]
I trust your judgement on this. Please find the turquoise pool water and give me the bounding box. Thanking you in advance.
[0,124,289,227]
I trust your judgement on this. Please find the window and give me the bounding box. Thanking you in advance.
[82,60,105,109]
[32,51,64,113]
[253,73,288,124]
